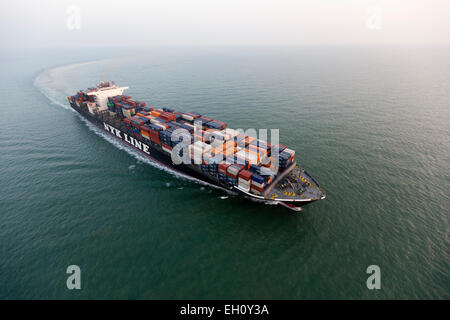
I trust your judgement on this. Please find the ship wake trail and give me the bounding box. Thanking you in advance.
[33,62,233,193]
[34,61,102,111]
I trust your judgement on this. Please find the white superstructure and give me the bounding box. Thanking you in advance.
[84,81,129,111]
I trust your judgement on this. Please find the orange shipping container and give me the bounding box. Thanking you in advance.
[140,130,150,138]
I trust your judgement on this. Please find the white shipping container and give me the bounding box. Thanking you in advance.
[182,114,194,121]
[150,118,162,125]
[183,122,194,129]
[238,182,250,192]
[239,174,251,182]
[123,109,133,118]
[283,148,295,158]
[227,165,240,177]
[238,178,251,187]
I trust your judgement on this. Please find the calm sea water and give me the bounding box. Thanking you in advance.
[1,47,449,299]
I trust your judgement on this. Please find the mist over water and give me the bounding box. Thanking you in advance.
[1,47,449,299]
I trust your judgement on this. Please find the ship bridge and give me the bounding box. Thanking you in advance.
[85,81,129,111]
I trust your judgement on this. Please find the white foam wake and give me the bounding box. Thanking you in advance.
[34,61,103,111]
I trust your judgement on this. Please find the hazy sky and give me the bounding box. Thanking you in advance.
[1,0,449,48]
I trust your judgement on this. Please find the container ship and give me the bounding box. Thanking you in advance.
[68,81,325,211]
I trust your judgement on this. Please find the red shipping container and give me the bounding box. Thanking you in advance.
[238,170,253,181]
[159,112,176,122]
[226,172,238,178]
[218,163,230,173]
[186,112,200,119]
[251,185,264,192]
[149,131,161,144]
[226,164,241,178]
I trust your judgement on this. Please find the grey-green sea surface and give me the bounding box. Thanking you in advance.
[1,47,449,299]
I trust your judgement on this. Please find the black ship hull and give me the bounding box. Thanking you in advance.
[70,101,316,211]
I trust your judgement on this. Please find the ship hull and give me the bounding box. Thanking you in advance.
[70,101,316,211]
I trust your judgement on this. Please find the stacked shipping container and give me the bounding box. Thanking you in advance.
[73,90,296,196]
